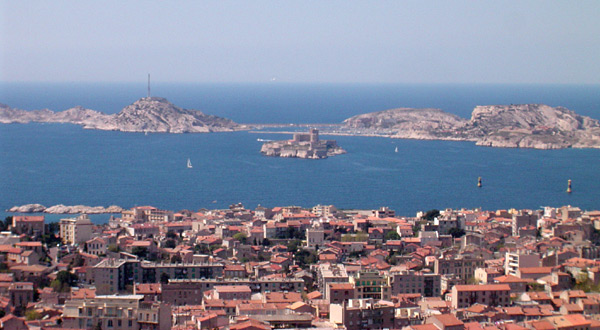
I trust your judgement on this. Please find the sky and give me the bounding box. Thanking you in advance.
[1,1,599,84]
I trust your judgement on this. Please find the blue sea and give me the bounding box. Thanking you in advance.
[1,83,600,223]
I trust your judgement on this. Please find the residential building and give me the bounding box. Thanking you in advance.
[451,284,511,309]
[161,278,304,305]
[434,256,485,281]
[312,204,338,218]
[93,258,142,295]
[306,228,325,249]
[60,214,93,245]
[11,216,45,237]
[327,282,355,304]
[426,314,465,330]
[350,270,391,301]
[213,285,252,300]
[86,237,107,256]
[317,263,349,299]
[512,212,538,236]
[122,206,173,223]
[390,270,441,297]
[62,294,171,330]
[505,252,541,276]
[330,299,395,330]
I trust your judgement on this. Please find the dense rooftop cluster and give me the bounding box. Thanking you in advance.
[2,203,600,330]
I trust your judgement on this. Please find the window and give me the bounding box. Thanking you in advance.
[107,320,113,327]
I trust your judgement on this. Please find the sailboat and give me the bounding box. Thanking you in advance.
[187,158,193,169]
[395,146,398,153]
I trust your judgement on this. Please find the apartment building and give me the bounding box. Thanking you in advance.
[93,259,142,295]
[317,263,349,299]
[512,212,538,236]
[350,270,391,301]
[505,252,541,276]
[434,256,485,281]
[327,283,355,304]
[122,206,173,223]
[213,285,252,300]
[11,216,45,237]
[306,228,325,249]
[390,270,441,297]
[62,294,171,330]
[451,284,511,309]
[330,298,395,330]
[60,214,93,245]
[161,278,304,305]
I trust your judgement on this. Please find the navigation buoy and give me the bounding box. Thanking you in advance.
[478,177,482,188]
[567,179,572,193]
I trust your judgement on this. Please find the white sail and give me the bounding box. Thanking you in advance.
[187,158,193,168]
[395,146,398,153]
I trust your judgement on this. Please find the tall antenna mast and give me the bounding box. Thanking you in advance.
[147,74,151,98]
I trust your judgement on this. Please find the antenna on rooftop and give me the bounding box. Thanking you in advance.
[147,73,151,98]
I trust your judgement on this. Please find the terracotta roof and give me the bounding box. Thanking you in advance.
[454,284,510,292]
[432,314,464,327]
[329,283,354,290]
[214,285,251,293]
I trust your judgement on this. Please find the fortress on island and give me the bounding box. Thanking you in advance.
[260,128,346,159]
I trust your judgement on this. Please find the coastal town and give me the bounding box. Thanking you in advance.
[0,204,599,330]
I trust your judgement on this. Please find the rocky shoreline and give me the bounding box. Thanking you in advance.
[7,204,123,214]
[0,97,244,133]
[342,104,600,150]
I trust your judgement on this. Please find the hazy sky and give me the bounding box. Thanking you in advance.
[1,1,599,84]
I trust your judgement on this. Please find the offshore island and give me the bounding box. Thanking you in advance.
[260,128,346,159]
[2,98,600,149]
[0,96,244,133]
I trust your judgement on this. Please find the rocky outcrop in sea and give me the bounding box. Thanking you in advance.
[7,204,123,214]
[0,97,243,133]
[342,104,600,149]
[260,129,346,159]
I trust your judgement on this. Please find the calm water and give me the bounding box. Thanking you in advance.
[1,83,600,221]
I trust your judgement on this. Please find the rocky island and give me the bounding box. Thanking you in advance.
[0,97,243,133]
[342,104,600,149]
[7,204,123,214]
[260,128,346,159]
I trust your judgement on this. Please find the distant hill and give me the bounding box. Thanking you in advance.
[342,104,600,149]
[0,97,242,133]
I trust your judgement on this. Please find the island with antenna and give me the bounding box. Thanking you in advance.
[0,96,244,133]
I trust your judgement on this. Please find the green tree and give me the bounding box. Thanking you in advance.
[51,270,78,292]
[171,254,182,263]
[160,273,170,284]
[233,232,248,244]
[132,246,148,259]
[341,232,368,242]
[163,239,177,249]
[25,309,41,321]
[0,217,12,231]
[385,231,401,241]
[108,244,120,253]
[286,239,301,253]
[422,209,440,221]
[448,228,466,238]
[262,238,271,246]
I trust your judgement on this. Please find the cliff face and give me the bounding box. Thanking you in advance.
[0,98,241,133]
[342,104,600,149]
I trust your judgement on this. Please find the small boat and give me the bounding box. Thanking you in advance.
[257,138,272,142]
[187,158,193,169]
[395,146,398,153]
